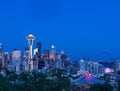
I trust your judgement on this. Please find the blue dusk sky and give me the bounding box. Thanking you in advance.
[0,0,120,61]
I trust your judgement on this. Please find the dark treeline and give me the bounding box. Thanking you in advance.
[0,66,71,91]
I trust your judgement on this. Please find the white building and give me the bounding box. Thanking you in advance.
[79,59,87,75]
[78,59,104,76]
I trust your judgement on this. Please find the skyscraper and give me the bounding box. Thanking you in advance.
[61,51,68,69]
[33,42,42,70]
[36,42,42,57]
[43,50,49,61]
[22,47,29,71]
[26,34,35,71]
[0,43,3,66]
[37,50,48,70]
[50,45,56,60]
[12,49,21,72]
[50,45,56,55]
[4,52,11,68]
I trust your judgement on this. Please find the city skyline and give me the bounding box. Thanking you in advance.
[0,0,120,61]
[0,34,117,61]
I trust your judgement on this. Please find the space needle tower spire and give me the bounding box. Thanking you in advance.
[26,34,35,71]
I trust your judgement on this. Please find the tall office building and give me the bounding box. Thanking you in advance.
[33,42,42,70]
[26,34,35,71]
[12,49,21,72]
[22,47,29,71]
[43,50,49,61]
[36,42,42,57]
[0,44,3,66]
[55,54,62,69]
[61,51,69,69]
[37,50,48,70]
[32,57,38,70]
[51,45,56,54]
[3,52,12,68]
[50,45,56,60]
[49,45,56,68]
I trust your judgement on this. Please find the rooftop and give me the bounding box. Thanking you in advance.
[26,34,35,40]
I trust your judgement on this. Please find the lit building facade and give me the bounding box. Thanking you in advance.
[55,54,62,69]
[12,50,21,72]
[0,44,3,66]
[50,45,56,60]
[61,51,69,69]
[3,52,12,69]
[88,62,104,77]
[79,59,87,75]
[33,42,42,70]
[78,59,104,76]
[36,42,42,57]
[22,47,29,71]
[43,50,49,61]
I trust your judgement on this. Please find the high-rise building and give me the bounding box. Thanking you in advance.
[43,50,49,61]
[61,51,69,69]
[33,42,42,70]
[12,49,21,72]
[3,52,12,68]
[33,57,38,70]
[50,45,56,60]
[37,50,49,70]
[26,34,35,71]
[22,47,29,71]
[0,43,3,66]
[55,54,62,69]
[36,42,42,57]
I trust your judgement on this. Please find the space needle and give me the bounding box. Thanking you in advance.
[26,34,35,71]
